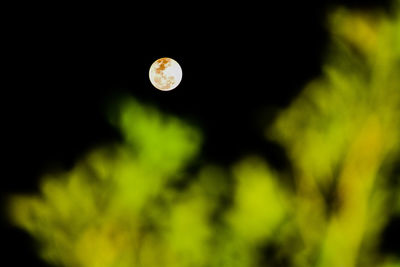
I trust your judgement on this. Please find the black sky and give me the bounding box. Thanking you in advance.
[1,0,396,265]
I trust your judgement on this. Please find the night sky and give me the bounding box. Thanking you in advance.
[2,0,396,265]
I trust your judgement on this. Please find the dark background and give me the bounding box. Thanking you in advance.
[1,0,397,266]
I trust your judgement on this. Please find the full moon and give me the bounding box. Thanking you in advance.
[149,57,182,91]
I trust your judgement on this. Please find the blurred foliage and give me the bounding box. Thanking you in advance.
[268,1,400,266]
[7,1,400,266]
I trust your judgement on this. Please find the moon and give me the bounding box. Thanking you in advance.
[149,57,182,91]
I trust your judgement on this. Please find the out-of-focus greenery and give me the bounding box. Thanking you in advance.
[268,1,400,266]
[7,1,400,267]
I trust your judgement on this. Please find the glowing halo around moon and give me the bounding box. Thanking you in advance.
[149,57,182,91]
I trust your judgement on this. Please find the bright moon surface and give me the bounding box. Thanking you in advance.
[149,57,182,91]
